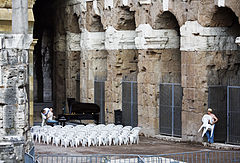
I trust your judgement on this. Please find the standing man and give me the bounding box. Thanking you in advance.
[205,108,218,144]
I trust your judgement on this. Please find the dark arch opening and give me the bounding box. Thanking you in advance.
[86,2,104,32]
[116,6,136,30]
[33,0,55,103]
[68,13,81,33]
[154,11,180,35]
[207,7,240,86]
[210,7,240,27]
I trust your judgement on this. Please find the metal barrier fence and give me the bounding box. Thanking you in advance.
[94,80,105,124]
[208,85,240,145]
[159,83,182,137]
[25,147,35,163]
[25,152,35,163]
[122,81,138,127]
[36,150,240,163]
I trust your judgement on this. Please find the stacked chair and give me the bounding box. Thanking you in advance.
[31,124,141,148]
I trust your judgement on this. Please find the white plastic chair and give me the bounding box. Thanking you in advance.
[108,130,119,146]
[31,126,41,141]
[87,130,98,146]
[98,130,109,146]
[129,129,141,145]
[198,114,215,137]
[118,130,130,145]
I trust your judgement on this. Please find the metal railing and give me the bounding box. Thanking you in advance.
[25,152,35,163]
[208,85,240,145]
[36,150,240,163]
[159,83,182,137]
[122,81,138,127]
[25,147,35,163]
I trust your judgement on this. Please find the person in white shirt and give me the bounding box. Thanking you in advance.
[205,108,218,144]
[45,108,58,125]
[41,108,50,126]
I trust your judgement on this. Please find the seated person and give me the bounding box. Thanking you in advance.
[41,108,58,126]
[46,108,58,125]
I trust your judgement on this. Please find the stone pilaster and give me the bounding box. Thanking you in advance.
[65,32,81,101]
[29,39,37,126]
[135,24,180,136]
[0,34,33,162]
[53,33,66,115]
[0,0,35,34]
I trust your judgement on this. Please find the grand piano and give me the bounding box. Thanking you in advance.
[58,98,100,124]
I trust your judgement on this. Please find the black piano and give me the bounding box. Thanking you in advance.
[58,98,100,124]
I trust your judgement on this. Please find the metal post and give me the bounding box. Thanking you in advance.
[131,82,133,127]
[227,86,229,143]
[159,84,161,134]
[100,82,103,124]
[172,84,174,136]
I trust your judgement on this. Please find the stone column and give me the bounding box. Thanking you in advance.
[80,29,106,103]
[65,32,81,100]
[52,4,67,114]
[105,49,138,123]
[41,31,53,102]
[12,0,28,34]
[104,26,138,123]
[135,24,180,136]
[29,39,37,126]
[0,34,33,162]
[53,33,66,114]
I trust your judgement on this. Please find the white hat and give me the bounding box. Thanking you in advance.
[207,108,212,112]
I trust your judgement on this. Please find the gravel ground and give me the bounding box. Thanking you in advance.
[35,136,215,155]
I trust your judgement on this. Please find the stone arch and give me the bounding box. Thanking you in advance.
[153,11,181,84]
[136,10,182,136]
[86,1,104,32]
[154,11,180,35]
[198,6,240,144]
[209,7,239,28]
[67,13,81,33]
[206,7,240,86]
[33,0,83,118]
[104,6,138,125]
[115,6,136,30]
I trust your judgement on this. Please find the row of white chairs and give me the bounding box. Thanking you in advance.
[31,124,141,148]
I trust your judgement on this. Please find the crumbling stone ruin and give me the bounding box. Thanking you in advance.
[0,0,240,162]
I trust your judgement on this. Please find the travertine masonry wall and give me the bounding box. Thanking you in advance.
[105,49,138,123]
[180,20,240,141]
[0,34,33,162]
[137,48,181,136]
[80,50,108,103]
[34,0,240,143]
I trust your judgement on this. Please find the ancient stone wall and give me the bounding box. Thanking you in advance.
[0,0,35,162]
[0,34,33,162]
[51,0,240,142]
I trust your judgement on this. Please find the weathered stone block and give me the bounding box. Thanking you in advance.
[3,105,16,129]
[182,111,203,142]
